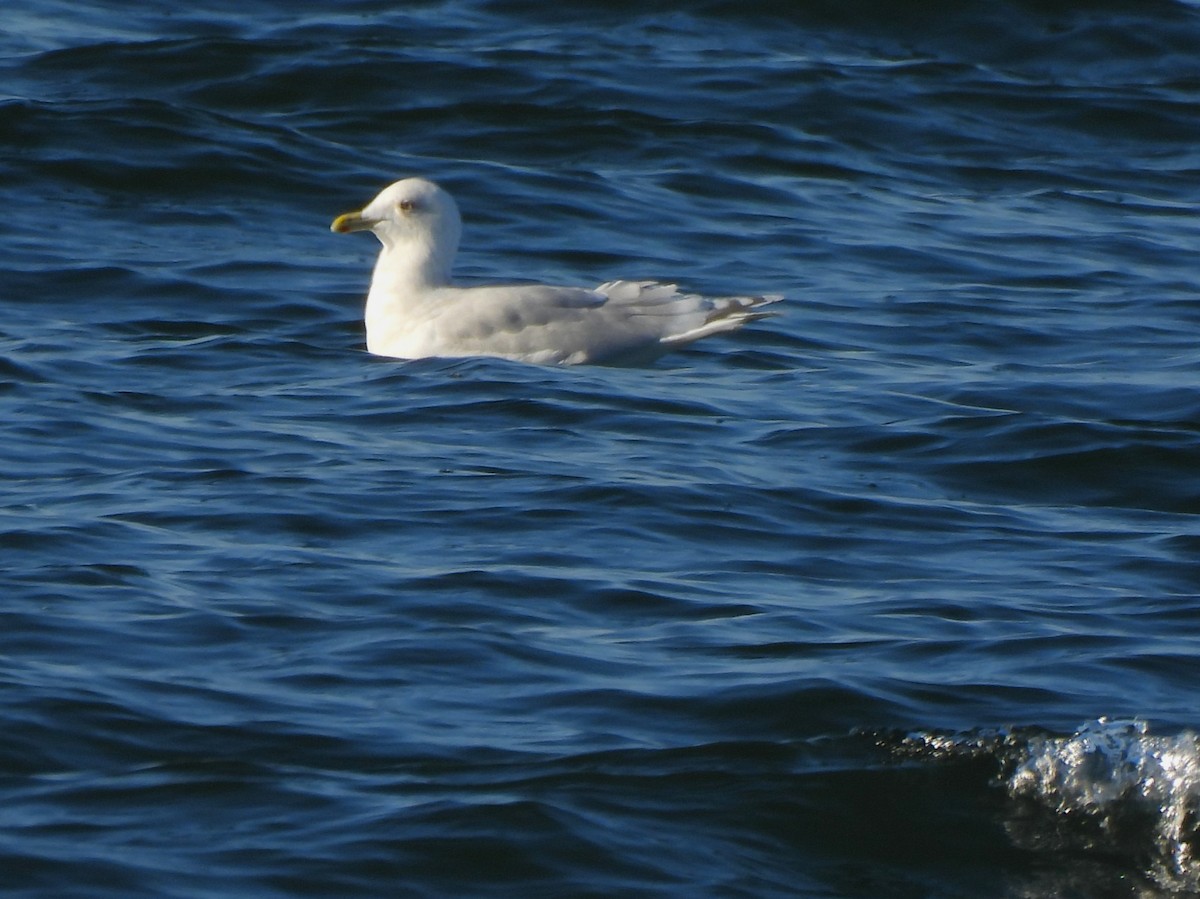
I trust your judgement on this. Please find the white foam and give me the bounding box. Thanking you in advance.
[1007,718,1200,888]
[897,718,1200,891]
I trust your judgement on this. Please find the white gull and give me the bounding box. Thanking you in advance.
[331,178,780,365]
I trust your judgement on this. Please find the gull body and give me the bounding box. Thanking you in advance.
[331,178,780,365]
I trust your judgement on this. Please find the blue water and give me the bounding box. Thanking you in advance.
[3,1,1200,896]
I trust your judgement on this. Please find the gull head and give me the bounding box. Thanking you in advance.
[331,178,462,286]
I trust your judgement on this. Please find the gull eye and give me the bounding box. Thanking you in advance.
[398,199,416,213]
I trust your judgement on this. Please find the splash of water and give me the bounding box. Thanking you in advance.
[1006,718,1200,888]
[895,718,1200,892]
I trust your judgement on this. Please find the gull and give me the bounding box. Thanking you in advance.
[331,178,780,365]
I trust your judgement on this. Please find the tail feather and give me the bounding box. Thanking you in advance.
[592,279,781,352]
[661,292,782,347]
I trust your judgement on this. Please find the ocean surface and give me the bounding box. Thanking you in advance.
[3,1,1200,896]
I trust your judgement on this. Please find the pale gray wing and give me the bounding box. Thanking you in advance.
[430,281,779,364]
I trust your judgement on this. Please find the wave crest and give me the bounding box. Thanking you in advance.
[896,718,1200,893]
